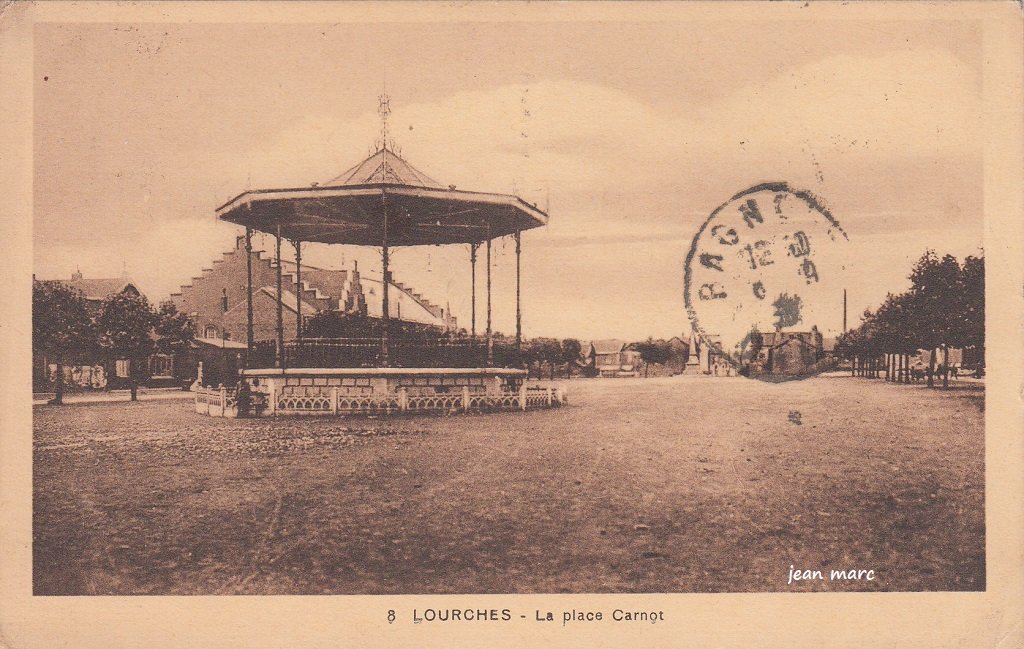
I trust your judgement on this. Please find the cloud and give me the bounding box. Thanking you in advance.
[34,44,984,339]
[34,217,239,301]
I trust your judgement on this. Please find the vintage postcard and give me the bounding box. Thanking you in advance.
[1,1,1022,647]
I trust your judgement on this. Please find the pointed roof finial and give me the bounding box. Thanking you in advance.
[378,92,391,152]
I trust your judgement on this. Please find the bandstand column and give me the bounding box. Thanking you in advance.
[515,230,522,357]
[275,223,285,369]
[380,193,390,367]
[486,237,493,366]
[245,227,254,367]
[470,243,477,339]
[293,240,303,354]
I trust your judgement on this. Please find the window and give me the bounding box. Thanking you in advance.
[221,288,229,312]
[204,325,218,338]
[150,355,174,378]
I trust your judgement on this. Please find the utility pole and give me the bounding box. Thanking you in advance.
[843,289,847,333]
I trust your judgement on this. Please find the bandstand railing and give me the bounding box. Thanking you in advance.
[195,381,564,417]
[249,337,522,369]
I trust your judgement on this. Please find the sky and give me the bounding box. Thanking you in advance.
[33,19,984,341]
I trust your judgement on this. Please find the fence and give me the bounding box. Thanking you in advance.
[194,384,564,417]
[249,337,521,369]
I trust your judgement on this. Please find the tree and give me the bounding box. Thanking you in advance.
[96,291,156,401]
[634,338,672,377]
[32,280,95,405]
[521,337,562,379]
[154,301,197,356]
[560,339,582,378]
[908,251,961,387]
[154,301,197,385]
[539,338,563,379]
[839,250,984,387]
[303,310,375,338]
[958,255,985,377]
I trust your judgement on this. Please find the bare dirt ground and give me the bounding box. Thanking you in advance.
[33,375,984,595]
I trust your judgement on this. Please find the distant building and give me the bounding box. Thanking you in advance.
[33,271,146,391]
[681,328,827,377]
[584,339,641,377]
[167,236,456,385]
[687,332,733,376]
[62,270,141,314]
[663,335,690,375]
[169,235,456,346]
[748,327,825,377]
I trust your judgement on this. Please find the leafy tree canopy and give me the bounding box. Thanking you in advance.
[32,280,95,362]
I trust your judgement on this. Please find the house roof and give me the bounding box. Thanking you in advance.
[255,286,319,316]
[360,276,449,328]
[591,339,626,355]
[761,330,820,349]
[59,277,138,301]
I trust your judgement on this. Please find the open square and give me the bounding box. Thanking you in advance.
[33,375,984,595]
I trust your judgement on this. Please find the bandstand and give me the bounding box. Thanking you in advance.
[195,101,564,417]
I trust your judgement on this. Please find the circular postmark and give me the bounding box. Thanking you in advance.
[684,182,849,379]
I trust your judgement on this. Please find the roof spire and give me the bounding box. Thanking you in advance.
[378,91,391,153]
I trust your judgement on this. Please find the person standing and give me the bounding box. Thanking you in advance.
[235,378,251,418]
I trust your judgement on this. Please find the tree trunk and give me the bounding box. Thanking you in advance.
[850,356,855,377]
[52,359,64,405]
[549,363,554,381]
[927,348,936,388]
[129,358,139,401]
[942,346,949,389]
[644,363,649,378]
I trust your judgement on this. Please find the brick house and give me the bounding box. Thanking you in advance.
[168,236,456,385]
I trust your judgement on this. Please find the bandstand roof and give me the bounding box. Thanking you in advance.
[216,148,548,246]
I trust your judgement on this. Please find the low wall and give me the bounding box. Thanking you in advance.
[194,367,566,417]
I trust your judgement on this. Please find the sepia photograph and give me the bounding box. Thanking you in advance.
[28,12,989,598]
[4,2,1023,647]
